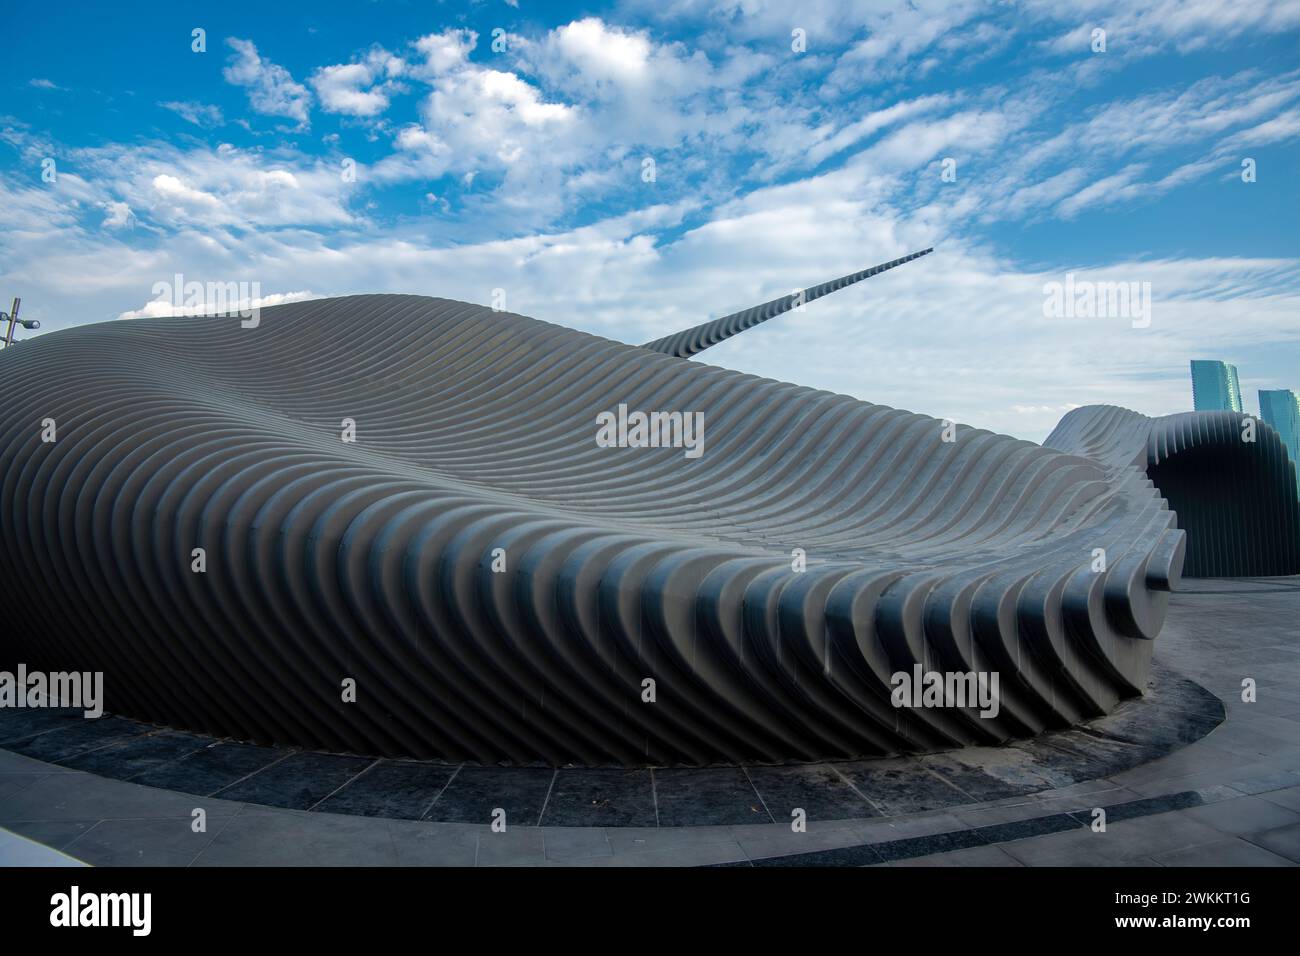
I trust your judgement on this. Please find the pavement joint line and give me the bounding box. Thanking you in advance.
[33,730,155,764]
[0,812,240,825]
[60,819,105,858]
[918,762,979,803]
[186,803,247,868]
[649,767,659,828]
[828,763,884,816]
[534,768,559,826]
[208,748,300,799]
[0,771,53,800]
[382,818,402,868]
[740,765,776,825]
[0,722,95,748]
[1238,830,1300,864]
[418,763,463,821]
[185,802,257,868]
[121,739,226,782]
[306,757,383,812]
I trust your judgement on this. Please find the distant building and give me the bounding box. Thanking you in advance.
[1190,360,1242,412]
[1260,388,1300,492]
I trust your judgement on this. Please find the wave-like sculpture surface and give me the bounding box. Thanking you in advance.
[1046,404,1300,577]
[0,296,1185,765]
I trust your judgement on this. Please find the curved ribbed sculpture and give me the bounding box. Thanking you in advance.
[0,295,1186,765]
[1046,404,1300,577]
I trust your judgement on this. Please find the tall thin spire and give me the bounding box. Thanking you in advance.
[640,248,933,359]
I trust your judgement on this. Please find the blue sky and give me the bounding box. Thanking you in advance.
[3,0,1299,440]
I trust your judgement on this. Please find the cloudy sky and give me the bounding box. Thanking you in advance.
[3,0,1298,441]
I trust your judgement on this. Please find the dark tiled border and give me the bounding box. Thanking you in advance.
[0,662,1222,829]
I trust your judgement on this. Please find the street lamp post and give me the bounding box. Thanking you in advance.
[1,297,41,349]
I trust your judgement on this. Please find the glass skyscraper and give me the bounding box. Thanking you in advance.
[1260,388,1300,493]
[1190,359,1242,412]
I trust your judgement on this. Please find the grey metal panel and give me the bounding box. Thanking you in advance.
[1045,405,1300,577]
[0,295,1183,765]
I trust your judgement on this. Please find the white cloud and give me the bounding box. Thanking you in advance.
[1055,164,1147,218]
[223,38,312,125]
[160,101,225,127]
[421,65,575,162]
[824,0,992,90]
[310,48,406,117]
[100,201,134,229]
[371,19,789,220]
[367,28,587,216]
[555,18,653,80]
[2,136,358,234]
[152,173,223,209]
[1031,0,1300,57]
[803,95,953,167]
[133,148,349,228]
[518,17,727,124]
[119,289,320,320]
[412,29,477,76]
